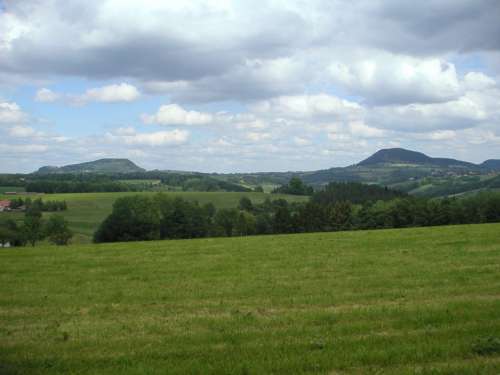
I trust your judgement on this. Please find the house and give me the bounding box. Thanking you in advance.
[0,200,11,212]
[0,242,11,248]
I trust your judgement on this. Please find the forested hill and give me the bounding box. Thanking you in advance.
[36,159,145,174]
[357,148,478,168]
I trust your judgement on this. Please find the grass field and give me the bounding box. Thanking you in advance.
[0,192,308,243]
[1,224,499,374]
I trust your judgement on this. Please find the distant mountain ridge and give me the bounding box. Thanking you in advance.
[358,148,479,168]
[36,158,145,174]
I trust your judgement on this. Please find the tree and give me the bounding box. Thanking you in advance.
[0,226,15,247]
[94,196,160,242]
[21,200,44,246]
[214,208,239,237]
[235,211,257,236]
[328,201,352,231]
[273,177,313,196]
[45,215,73,245]
[273,205,293,233]
[239,197,253,212]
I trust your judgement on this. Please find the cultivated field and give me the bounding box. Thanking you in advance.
[0,191,308,243]
[1,224,499,374]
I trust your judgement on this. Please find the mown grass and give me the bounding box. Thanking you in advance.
[0,191,307,243]
[1,223,499,374]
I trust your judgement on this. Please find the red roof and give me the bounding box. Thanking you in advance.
[0,200,11,208]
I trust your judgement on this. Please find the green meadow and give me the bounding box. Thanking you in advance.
[1,223,499,374]
[0,191,308,243]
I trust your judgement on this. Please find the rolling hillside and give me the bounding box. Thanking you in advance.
[36,158,145,174]
[1,224,499,374]
[19,148,500,197]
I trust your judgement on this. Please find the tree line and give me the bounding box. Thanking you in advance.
[92,182,500,243]
[9,197,67,211]
[0,205,73,247]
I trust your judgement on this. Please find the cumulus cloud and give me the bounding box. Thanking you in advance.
[78,83,140,104]
[35,88,59,102]
[329,55,462,105]
[105,127,189,146]
[8,125,41,137]
[2,1,498,104]
[0,144,48,153]
[142,104,213,126]
[245,132,272,142]
[33,83,140,105]
[0,102,26,124]
[2,1,500,171]
[250,94,362,120]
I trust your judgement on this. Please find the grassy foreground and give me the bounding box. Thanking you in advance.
[1,224,500,374]
[0,191,307,243]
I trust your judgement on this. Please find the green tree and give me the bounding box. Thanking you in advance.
[45,215,73,245]
[94,196,160,242]
[22,208,44,247]
[235,211,257,236]
[0,226,15,247]
[239,197,253,212]
[273,205,293,233]
[214,208,239,237]
[329,201,352,231]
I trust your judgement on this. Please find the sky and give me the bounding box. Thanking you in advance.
[0,0,500,173]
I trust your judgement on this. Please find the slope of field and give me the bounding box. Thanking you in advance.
[0,192,308,243]
[1,224,499,374]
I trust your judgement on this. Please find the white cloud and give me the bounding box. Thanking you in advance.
[106,128,189,146]
[35,88,60,102]
[426,130,457,141]
[80,83,140,103]
[0,102,26,124]
[329,55,462,105]
[245,132,271,142]
[8,126,40,137]
[251,94,362,120]
[349,122,386,138]
[463,72,496,91]
[0,144,48,153]
[293,136,312,146]
[142,104,213,126]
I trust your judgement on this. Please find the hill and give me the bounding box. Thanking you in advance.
[19,148,500,197]
[1,223,499,374]
[224,148,499,197]
[36,158,145,174]
[357,148,477,168]
[481,159,500,171]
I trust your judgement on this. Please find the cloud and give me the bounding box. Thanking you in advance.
[245,132,272,142]
[105,127,189,146]
[0,102,26,124]
[35,88,59,102]
[78,83,140,103]
[349,122,386,138]
[142,104,213,126]
[2,1,500,172]
[34,83,141,105]
[329,55,462,105]
[463,72,496,91]
[293,136,312,146]
[0,144,48,153]
[250,94,362,120]
[2,1,498,104]
[8,125,41,137]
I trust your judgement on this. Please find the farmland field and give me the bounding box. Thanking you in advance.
[0,192,308,243]
[1,224,499,374]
